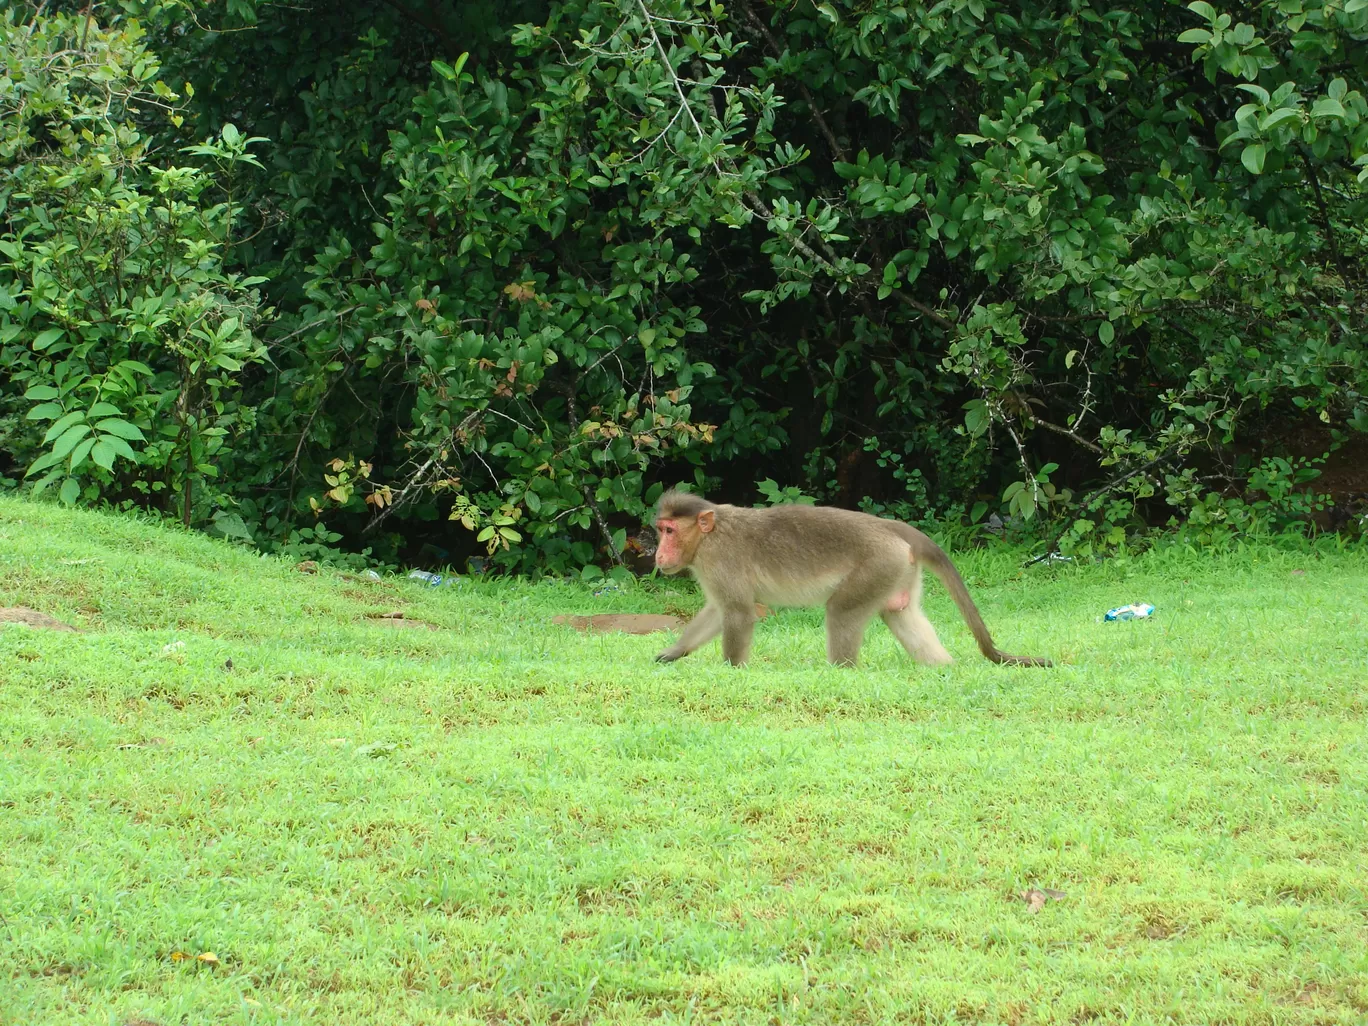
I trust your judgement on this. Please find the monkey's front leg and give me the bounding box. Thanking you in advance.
[720,604,757,666]
[655,603,723,663]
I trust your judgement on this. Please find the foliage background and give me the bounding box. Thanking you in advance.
[2,0,1366,572]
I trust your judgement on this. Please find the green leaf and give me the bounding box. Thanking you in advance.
[1310,96,1345,119]
[25,449,64,476]
[33,328,65,351]
[1099,320,1115,344]
[23,385,59,400]
[963,399,989,437]
[50,423,93,459]
[1260,108,1301,131]
[26,468,62,493]
[1187,1,1216,21]
[1327,78,1347,101]
[88,402,122,417]
[1241,143,1266,174]
[100,434,139,462]
[94,418,147,441]
[25,402,63,421]
[68,437,97,471]
[1177,27,1212,43]
[43,411,87,444]
[59,478,81,505]
[91,440,117,471]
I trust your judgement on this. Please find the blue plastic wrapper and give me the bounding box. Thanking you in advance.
[1104,602,1155,621]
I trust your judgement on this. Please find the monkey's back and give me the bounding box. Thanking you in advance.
[708,503,913,607]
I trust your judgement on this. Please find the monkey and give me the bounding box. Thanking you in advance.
[650,489,1051,669]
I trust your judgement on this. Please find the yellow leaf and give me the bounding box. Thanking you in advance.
[196,952,219,964]
[502,281,538,303]
[170,951,189,962]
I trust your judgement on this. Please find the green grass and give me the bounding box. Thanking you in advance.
[2,495,1367,1026]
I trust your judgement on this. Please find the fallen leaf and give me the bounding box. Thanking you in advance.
[1021,887,1066,913]
[222,658,233,672]
[355,741,398,758]
[196,952,219,964]
[1291,569,1306,576]
[117,737,168,750]
[326,738,349,746]
[295,560,319,574]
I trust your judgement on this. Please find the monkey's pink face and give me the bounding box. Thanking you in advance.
[654,517,688,574]
[654,510,714,574]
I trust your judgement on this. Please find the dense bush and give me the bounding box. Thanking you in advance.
[3,0,1365,571]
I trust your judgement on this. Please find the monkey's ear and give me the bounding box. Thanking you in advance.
[697,510,716,533]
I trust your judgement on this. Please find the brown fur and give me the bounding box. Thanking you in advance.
[652,489,1051,668]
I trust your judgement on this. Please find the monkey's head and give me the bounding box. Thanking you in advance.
[653,490,716,574]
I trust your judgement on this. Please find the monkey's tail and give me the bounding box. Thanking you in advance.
[899,526,1053,668]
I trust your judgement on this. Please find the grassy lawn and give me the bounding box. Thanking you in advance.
[2,495,1366,1025]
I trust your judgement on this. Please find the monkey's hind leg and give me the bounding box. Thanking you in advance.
[824,560,904,667]
[881,608,953,666]
[880,569,952,666]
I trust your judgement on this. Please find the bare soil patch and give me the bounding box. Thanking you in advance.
[552,613,685,635]
[0,606,76,631]
[365,611,440,630]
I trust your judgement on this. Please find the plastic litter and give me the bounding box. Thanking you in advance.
[1104,602,1155,621]
[407,570,450,587]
